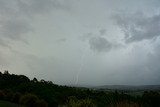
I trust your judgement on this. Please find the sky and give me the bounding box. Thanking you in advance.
[0,0,160,86]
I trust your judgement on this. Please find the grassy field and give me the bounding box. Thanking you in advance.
[0,100,24,107]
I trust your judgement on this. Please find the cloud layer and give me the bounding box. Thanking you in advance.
[113,12,160,43]
[0,0,68,45]
[0,0,160,86]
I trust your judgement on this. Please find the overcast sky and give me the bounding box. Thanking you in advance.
[0,0,160,86]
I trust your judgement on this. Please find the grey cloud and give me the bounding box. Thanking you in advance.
[81,31,122,53]
[17,0,69,16]
[0,0,68,46]
[82,29,107,40]
[57,38,67,43]
[146,43,160,83]
[1,18,32,41]
[0,39,11,47]
[89,37,112,52]
[99,29,107,36]
[126,45,160,85]
[0,50,8,66]
[1,0,160,86]
[16,52,78,85]
[80,33,93,41]
[113,12,160,43]
[17,0,55,15]
[101,41,160,85]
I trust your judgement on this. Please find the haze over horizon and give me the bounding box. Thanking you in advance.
[0,0,160,86]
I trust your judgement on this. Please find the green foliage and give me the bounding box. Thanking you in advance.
[19,93,38,107]
[64,96,96,107]
[18,93,48,107]
[0,71,160,107]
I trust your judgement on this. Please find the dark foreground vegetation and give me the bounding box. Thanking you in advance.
[0,71,160,107]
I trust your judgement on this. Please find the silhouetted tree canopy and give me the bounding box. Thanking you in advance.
[0,71,160,107]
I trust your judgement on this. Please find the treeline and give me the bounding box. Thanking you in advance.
[0,71,160,107]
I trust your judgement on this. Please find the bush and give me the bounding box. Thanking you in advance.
[78,98,96,107]
[12,92,22,103]
[19,93,38,107]
[0,90,5,100]
[108,101,140,107]
[34,99,48,107]
[64,96,96,107]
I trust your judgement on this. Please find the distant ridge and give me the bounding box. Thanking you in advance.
[93,85,160,90]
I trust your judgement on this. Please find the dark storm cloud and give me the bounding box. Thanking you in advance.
[89,37,112,52]
[113,12,160,43]
[0,0,68,46]
[81,30,122,53]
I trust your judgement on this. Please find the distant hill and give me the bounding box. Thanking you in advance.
[93,85,160,90]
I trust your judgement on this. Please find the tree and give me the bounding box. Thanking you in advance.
[4,70,9,75]
[32,77,38,83]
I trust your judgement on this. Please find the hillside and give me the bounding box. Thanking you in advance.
[0,71,160,107]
